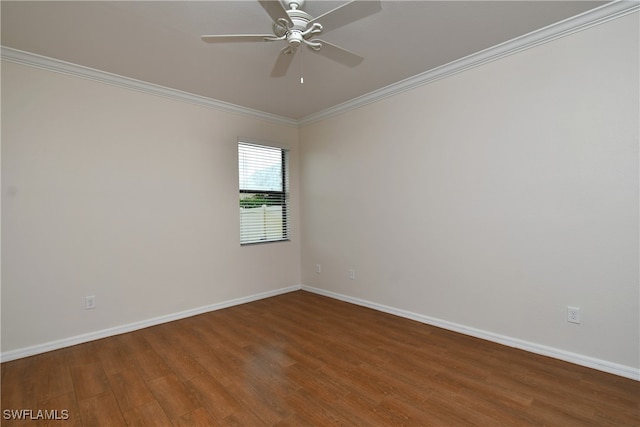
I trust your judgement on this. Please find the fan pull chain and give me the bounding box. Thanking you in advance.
[300,47,304,84]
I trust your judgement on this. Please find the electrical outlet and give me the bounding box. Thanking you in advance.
[85,295,96,310]
[567,306,580,324]
[348,269,356,280]
[316,264,322,273]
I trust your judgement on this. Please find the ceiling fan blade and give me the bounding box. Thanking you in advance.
[309,0,381,34]
[258,0,293,27]
[271,46,297,77]
[201,34,275,43]
[311,40,363,67]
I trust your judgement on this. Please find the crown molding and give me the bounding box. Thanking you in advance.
[298,0,640,127]
[0,47,298,128]
[2,1,637,129]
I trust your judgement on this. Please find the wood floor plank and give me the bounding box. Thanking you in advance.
[39,392,81,427]
[186,347,240,387]
[128,348,173,382]
[121,399,172,426]
[185,372,247,421]
[65,343,100,367]
[69,362,110,401]
[93,337,130,376]
[176,407,221,427]
[1,290,638,426]
[216,380,288,425]
[107,367,156,412]
[283,363,349,403]
[1,358,39,411]
[77,391,126,426]
[280,387,366,426]
[373,394,468,426]
[32,350,74,402]
[335,391,394,426]
[138,326,207,382]
[146,373,200,423]
[221,409,269,427]
[422,388,524,426]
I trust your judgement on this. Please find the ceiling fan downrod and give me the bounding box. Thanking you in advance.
[283,0,305,11]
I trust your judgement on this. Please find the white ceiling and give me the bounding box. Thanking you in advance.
[1,1,609,120]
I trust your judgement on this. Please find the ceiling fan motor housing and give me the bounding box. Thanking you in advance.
[274,9,313,35]
[273,5,324,52]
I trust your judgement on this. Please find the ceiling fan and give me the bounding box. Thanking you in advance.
[201,0,382,77]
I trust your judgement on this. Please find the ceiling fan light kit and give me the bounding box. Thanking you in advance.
[201,0,382,78]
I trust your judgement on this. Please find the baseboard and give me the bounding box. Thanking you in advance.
[301,285,640,381]
[6,284,637,381]
[1,285,302,363]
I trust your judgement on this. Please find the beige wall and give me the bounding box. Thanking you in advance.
[1,62,300,353]
[300,14,639,369]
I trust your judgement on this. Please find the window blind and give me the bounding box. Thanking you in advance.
[238,142,289,245]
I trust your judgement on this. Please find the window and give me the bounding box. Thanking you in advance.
[238,142,289,245]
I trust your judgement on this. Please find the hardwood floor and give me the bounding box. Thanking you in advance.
[2,290,639,426]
